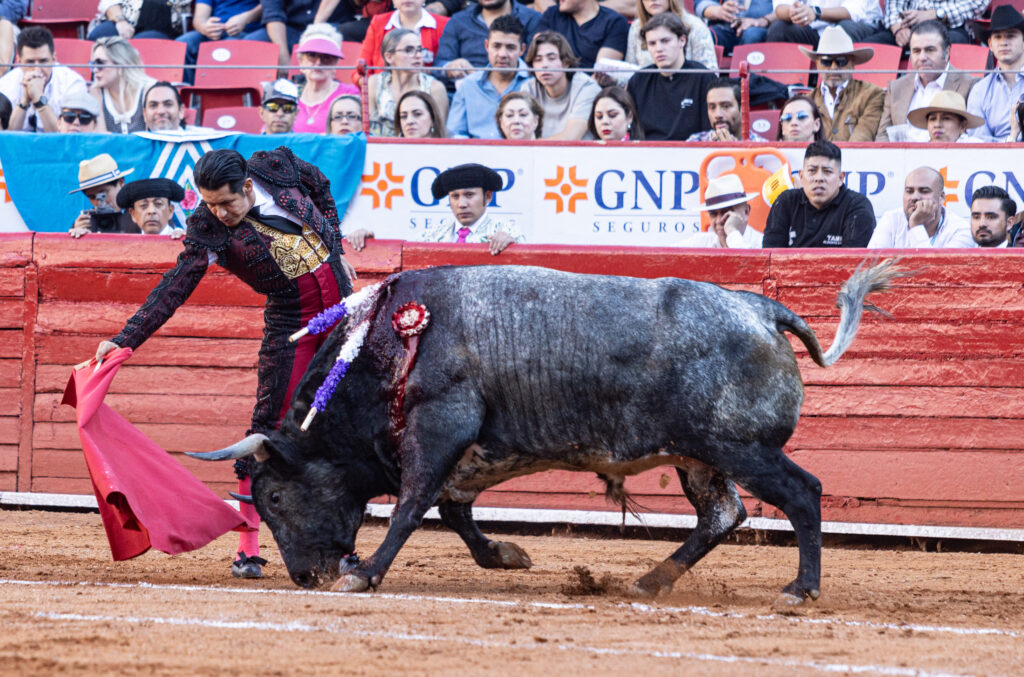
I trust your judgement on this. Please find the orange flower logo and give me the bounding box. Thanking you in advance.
[543,166,588,214]
[360,162,405,210]
[0,167,10,203]
[939,166,959,205]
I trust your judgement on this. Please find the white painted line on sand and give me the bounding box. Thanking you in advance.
[30,610,976,677]
[3,578,1019,640]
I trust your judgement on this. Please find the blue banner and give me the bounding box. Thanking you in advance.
[0,130,367,233]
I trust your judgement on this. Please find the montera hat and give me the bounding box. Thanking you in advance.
[116,178,186,210]
[262,78,299,105]
[68,153,134,193]
[60,90,101,117]
[430,163,504,200]
[973,5,1024,43]
[798,26,874,65]
[698,174,759,212]
[907,91,984,129]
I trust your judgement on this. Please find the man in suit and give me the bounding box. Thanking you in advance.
[801,26,884,142]
[875,20,977,141]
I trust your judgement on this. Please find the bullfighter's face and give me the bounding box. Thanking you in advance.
[199,178,256,228]
[447,187,491,227]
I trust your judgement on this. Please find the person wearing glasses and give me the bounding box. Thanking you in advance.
[367,28,448,136]
[57,91,104,133]
[291,24,359,133]
[87,37,153,134]
[326,94,363,134]
[801,26,883,142]
[258,79,300,134]
[0,26,87,133]
[777,94,822,141]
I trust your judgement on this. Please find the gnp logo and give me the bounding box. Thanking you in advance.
[543,166,588,213]
[943,166,1024,206]
[360,161,405,209]
[542,165,703,214]
[360,162,518,209]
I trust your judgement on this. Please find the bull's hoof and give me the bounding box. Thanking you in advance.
[629,559,686,598]
[331,573,371,593]
[627,580,662,599]
[772,587,820,611]
[494,542,532,569]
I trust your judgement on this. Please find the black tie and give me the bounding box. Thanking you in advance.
[246,207,302,235]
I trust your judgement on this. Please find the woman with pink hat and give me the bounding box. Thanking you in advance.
[292,23,360,133]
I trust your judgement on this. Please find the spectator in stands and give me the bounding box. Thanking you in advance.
[972,185,1016,247]
[908,90,984,141]
[763,140,876,247]
[326,93,363,133]
[967,6,1024,142]
[395,89,445,137]
[875,21,977,142]
[357,0,450,80]
[868,166,973,247]
[68,154,140,237]
[0,92,10,129]
[248,0,348,67]
[587,86,643,140]
[0,0,27,76]
[369,28,448,135]
[0,27,88,133]
[177,0,262,83]
[315,0,386,44]
[117,178,187,237]
[57,91,102,134]
[877,0,987,47]
[802,26,883,141]
[536,0,629,69]
[141,81,187,131]
[88,37,154,134]
[524,31,601,139]
[446,14,530,139]
[496,91,543,138]
[777,94,823,141]
[767,0,881,46]
[687,77,769,141]
[1007,98,1024,141]
[293,24,360,132]
[626,0,717,72]
[435,0,541,83]
[258,79,300,133]
[676,174,763,248]
[88,0,190,40]
[627,13,715,141]
[697,0,774,55]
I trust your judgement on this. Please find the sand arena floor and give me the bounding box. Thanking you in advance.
[0,509,1022,676]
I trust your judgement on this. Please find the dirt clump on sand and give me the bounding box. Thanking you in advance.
[560,565,625,596]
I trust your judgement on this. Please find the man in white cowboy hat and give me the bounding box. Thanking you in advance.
[967,5,1024,141]
[68,153,140,237]
[802,26,884,141]
[868,166,973,248]
[768,0,882,46]
[676,174,763,248]
[908,90,985,142]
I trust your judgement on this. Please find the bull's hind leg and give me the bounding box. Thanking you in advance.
[632,460,746,598]
[439,501,532,569]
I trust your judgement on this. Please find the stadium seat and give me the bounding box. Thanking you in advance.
[714,44,727,72]
[288,41,364,82]
[202,106,264,133]
[749,109,780,141]
[130,38,187,84]
[949,44,991,78]
[730,43,811,86]
[180,40,278,117]
[20,0,92,38]
[52,37,94,81]
[854,43,901,89]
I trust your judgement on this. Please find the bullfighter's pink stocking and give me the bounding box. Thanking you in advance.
[237,476,259,557]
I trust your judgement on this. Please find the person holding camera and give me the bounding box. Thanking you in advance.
[68,153,141,237]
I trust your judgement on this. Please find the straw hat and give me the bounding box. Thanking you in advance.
[699,174,759,212]
[907,91,984,129]
[798,26,874,66]
[68,153,134,194]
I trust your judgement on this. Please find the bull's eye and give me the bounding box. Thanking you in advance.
[270,492,281,505]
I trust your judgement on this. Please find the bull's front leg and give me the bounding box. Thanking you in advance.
[438,500,532,570]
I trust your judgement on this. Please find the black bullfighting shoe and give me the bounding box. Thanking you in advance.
[231,551,267,579]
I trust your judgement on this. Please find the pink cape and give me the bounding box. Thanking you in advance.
[62,348,253,561]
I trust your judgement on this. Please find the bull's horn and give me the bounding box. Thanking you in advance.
[186,433,269,462]
[228,491,253,504]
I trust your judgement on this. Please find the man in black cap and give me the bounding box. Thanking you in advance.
[966,5,1024,140]
[346,162,522,255]
[117,178,187,237]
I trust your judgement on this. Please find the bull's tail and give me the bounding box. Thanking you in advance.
[775,258,908,367]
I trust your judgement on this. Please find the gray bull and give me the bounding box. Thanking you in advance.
[191,261,900,604]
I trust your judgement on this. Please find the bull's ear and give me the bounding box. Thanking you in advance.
[254,447,270,463]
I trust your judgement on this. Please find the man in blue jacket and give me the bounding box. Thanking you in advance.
[435,0,540,85]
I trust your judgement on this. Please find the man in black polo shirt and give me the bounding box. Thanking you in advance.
[763,140,876,247]
[626,12,716,141]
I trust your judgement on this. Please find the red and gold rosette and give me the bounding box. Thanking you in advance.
[392,302,430,338]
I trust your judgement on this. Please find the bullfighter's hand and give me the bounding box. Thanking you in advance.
[95,340,120,363]
[339,254,358,281]
[488,230,514,255]
[345,228,374,252]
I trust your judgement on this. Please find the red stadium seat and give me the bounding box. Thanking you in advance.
[749,109,780,141]
[52,37,93,81]
[854,43,901,89]
[180,40,278,116]
[130,38,187,84]
[20,0,92,38]
[949,44,991,78]
[714,44,726,71]
[288,41,364,82]
[202,106,264,133]
[730,43,811,86]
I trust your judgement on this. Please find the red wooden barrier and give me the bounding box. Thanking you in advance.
[3,233,1024,530]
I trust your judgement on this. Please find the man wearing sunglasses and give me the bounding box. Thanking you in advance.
[57,91,103,134]
[800,26,883,141]
[0,26,87,133]
[258,79,299,134]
